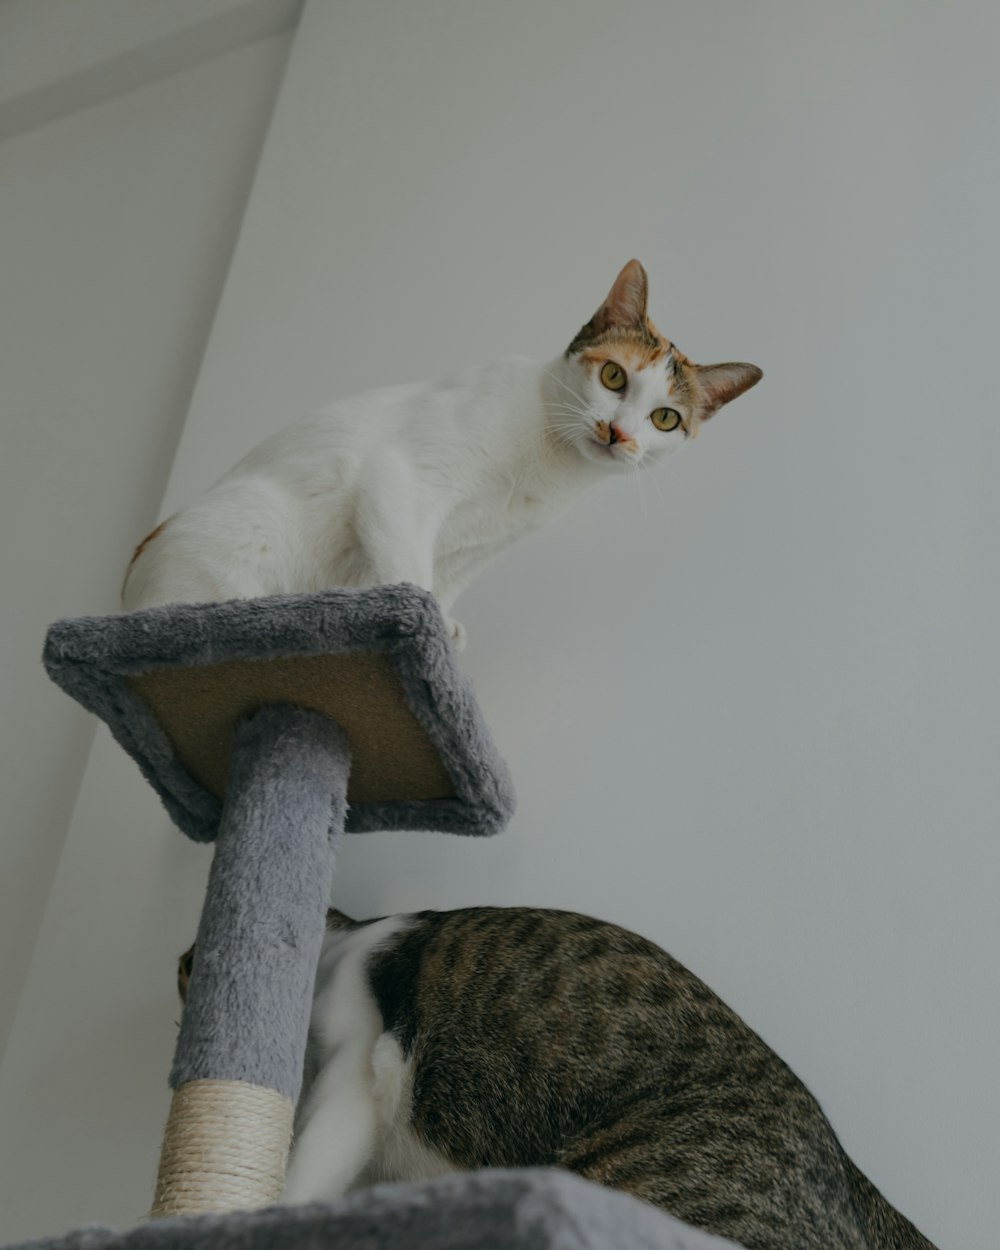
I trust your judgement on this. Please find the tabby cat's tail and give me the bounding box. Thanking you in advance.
[845,1158,938,1250]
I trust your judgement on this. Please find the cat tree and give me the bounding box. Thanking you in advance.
[41,584,514,1217]
[12,583,740,1250]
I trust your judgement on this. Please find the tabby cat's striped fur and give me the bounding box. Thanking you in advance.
[181,906,938,1250]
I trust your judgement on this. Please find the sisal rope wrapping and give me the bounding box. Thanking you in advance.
[150,1079,294,1218]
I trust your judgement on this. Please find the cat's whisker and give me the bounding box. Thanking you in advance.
[542,417,590,432]
[538,404,584,417]
[541,419,587,434]
[540,419,587,434]
[540,403,589,421]
[621,457,643,516]
[532,419,587,449]
[644,457,666,509]
[540,396,586,409]
[526,419,579,440]
[541,368,589,408]
[632,461,649,517]
[545,430,584,453]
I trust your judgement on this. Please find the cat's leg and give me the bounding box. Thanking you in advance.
[433,542,520,650]
[283,917,416,1204]
[281,1042,378,1204]
[363,1032,461,1186]
[355,453,435,590]
[440,617,467,651]
[354,456,465,646]
[282,928,386,1204]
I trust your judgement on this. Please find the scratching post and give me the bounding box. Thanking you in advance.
[42,584,515,1218]
[152,706,349,1215]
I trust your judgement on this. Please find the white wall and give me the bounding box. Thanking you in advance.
[0,0,299,134]
[0,13,294,1235]
[2,1,996,1245]
[0,7,294,1065]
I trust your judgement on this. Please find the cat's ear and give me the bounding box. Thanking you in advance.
[593,259,649,332]
[326,907,358,929]
[569,260,649,351]
[691,361,762,421]
[177,943,196,1004]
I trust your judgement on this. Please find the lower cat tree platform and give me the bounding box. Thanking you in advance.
[11,1169,740,1250]
[13,585,738,1250]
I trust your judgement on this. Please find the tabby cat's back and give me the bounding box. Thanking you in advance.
[301,906,939,1250]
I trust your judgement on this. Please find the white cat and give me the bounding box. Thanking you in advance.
[122,261,761,643]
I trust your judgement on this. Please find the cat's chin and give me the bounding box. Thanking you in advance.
[577,440,643,470]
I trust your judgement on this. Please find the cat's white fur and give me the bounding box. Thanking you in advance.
[122,262,758,643]
[282,916,457,1203]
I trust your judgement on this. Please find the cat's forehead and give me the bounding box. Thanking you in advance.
[576,325,672,374]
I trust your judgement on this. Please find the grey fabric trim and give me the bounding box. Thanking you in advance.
[42,584,515,842]
[5,1168,745,1250]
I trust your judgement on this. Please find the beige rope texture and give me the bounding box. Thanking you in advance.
[150,1078,294,1218]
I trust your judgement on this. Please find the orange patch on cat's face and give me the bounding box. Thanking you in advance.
[576,321,672,376]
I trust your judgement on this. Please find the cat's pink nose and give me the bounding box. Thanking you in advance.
[609,422,637,451]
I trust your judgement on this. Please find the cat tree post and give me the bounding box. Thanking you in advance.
[42,585,514,1219]
[151,703,349,1215]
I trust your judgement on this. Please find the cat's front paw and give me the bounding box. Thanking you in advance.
[444,616,467,651]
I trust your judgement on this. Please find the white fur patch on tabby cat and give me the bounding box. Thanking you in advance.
[282,916,455,1204]
[122,261,761,643]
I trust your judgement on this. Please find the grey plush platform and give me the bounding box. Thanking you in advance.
[42,584,514,841]
[6,1169,743,1250]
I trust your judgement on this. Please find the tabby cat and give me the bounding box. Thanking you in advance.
[178,906,939,1250]
[124,261,760,645]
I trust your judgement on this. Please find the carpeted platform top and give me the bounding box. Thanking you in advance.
[6,1168,743,1250]
[42,584,515,842]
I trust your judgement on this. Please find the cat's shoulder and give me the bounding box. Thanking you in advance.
[317,910,418,970]
[423,353,540,395]
[477,354,542,384]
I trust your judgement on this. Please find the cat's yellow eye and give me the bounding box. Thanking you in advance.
[600,361,626,392]
[651,407,682,432]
